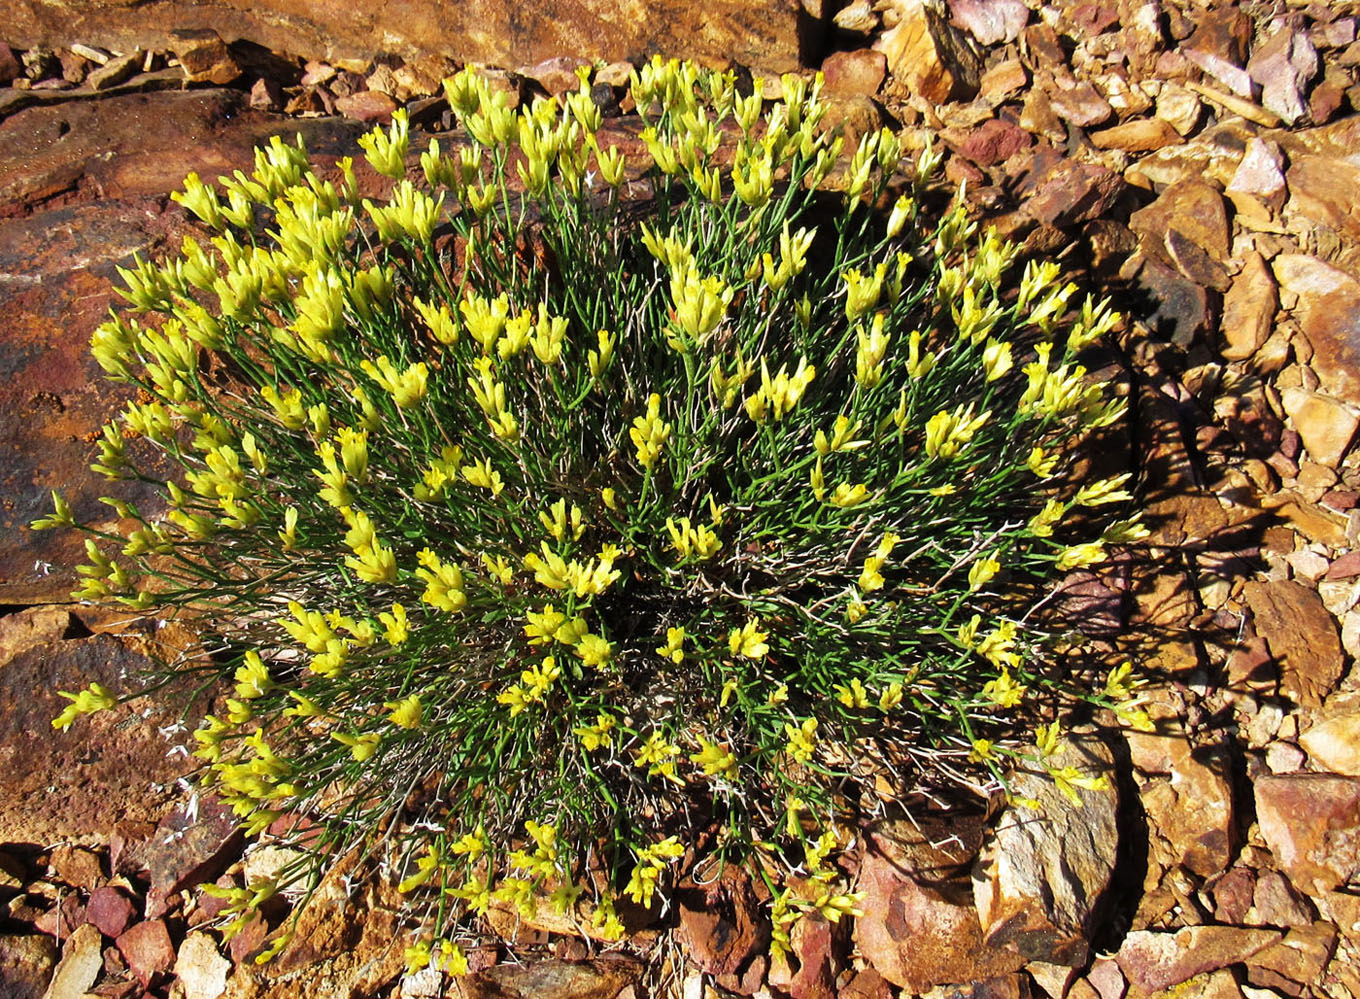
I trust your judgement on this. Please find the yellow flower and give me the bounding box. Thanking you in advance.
[574,713,617,751]
[968,552,1001,591]
[690,737,738,778]
[1056,542,1106,571]
[576,633,614,667]
[981,670,1026,709]
[828,482,870,508]
[655,627,686,663]
[878,681,904,712]
[629,393,671,470]
[728,619,769,659]
[52,682,117,731]
[834,678,870,709]
[385,694,423,729]
[783,717,818,764]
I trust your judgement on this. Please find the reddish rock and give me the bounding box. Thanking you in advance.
[957,118,1032,167]
[45,922,104,998]
[1251,871,1317,929]
[979,58,1028,102]
[86,885,137,939]
[48,844,104,890]
[1049,79,1113,128]
[116,917,174,986]
[0,933,57,996]
[840,968,894,999]
[876,0,982,102]
[1220,251,1278,361]
[1183,6,1254,96]
[130,798,244,918]
[821,49,887,97]
[1299,711,1360,775]
[453,957,644,998]
[1227,137,1288,218]
[1242,580,1345,708]
[1131,256,1210,347]
[1089,118,1180,152]
[1247,18,1318,125]
[1129,178,1229,262]
[1256,774,1360,894]
[949,0,1029,46]
[1280,388,1358,469]
[1273,254,1360,402]
[1019,156,1125,227]
[854,813,1024,991]
[786,912,839,999]
[675,867,768,987]
[1209,867,1257,925]
[0,44,20,84]
[1139,741,1234,878]
[248,76,283,111]
[34,893,85,938]
[334,89,398,123]
[973,736,1118,967]
[521,55,589,97]
[1117,926,1281,992]
[1246,922,1339,994]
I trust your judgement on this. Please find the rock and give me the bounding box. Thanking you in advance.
[87,51,141,91]
[1247,19,1318,126]
[1280,387,1358,468]
[1183,6,1253,97]
[1117,927,1281,992]
[44,922,104,998]
[1139,739,1235,878]
[853,812,1025,991]
[949,0,1029,46]
[450,957,644,999]
[1299,711,1360,775]
[521,55,590,98]
[1242,580,1345,708]
[1246,922,1338,994]
[1250,871,1317,929]
[956,118,1032,167]
[1266,740,1307,773]
[85,885,137,938]
[785,912,839,999]
[0,44,20,84]
[248,76,283,111]
[1019,155,1125,228]
[979,58,1028,103]
[334,89,398,123]
[7,0,805,82]
[821,49,887,97]
[1210,867,1258,925]
[174,931,231,999]
[1282,119,1360,246]
[840,968,894,999]
[34,892,85,938]
[1131,256,1211,346]
[0,933,56,998]
[1226,138,1288,221]
[1090,117,1180,151]
[1156,82,1203,135]
[117,918,174,986]
[1049,79,1113,128]
[972,735,1118,967]
[1273,255,1360,402]
[1220,251,1278,361]
[674,867,768,988]
[131,798,244,918]
[1256,774,1360,894]
[1129,179,1230,263]
[835,0,879,34]
[171,29,240,84]
[876,0,982,103]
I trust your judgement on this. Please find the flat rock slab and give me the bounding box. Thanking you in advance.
[1255,773,1360,895]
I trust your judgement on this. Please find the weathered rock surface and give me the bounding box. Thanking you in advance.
[1255,774,1360,894]
[876,0,982,102]
[1273,254,1360,403]
[1242,580,1345,708]
[1117,926,1281,991]
[448,957,644,999]
[174,931,232,999]
[1299,711,1360,775]
[0,933,56,998]
[972,736,1118,967]
[7,0,807,84]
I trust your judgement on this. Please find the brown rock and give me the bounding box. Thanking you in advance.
[834,0,879,34]
[821,49,887,97]
[7,0,805,82]
[46,922,104,998]
[334,89,398,123]
[854,813,1024,991]
[786,912,839,999]
[979,58,1028,103]
[117,917,174,986]
[0,44,20,84]
[450,957,644,999]
[171,29,240,85]
[87,51,141,91]
[1250,871,1317,928]
[1209,867,1257,925]
[973,735,1118,967]
[129,798,244,919]
[1299,711,1360,775]
[86,885,137,938]
[1183,6,1253,94]
[1139,740,1235,878]
[1280,387,1358,468]
[0,933,56,997]
[1220,251,1278,361]
[1129,178,1230,262]
[1049,79,1113,128]
[1131,256,1211,347]
[1156,83,1203,135]
[957,118,1032,167]
[1089,117,1180,152]
[1247,18,1318,126]
[1020,155,1125,227]
[876,0,982,103]
[674,867,768,984]
[1117,926,1281,991]
[949,0,1029,46]
[1242,580,1345,708]
[48,844,104,890]
[34,892,85,938]
[1165,228,1230,291]
[248,76,283,111]
[521,55,590,97]
[840,968,894,999]
[1255,774,1360,894]
[1226,138,1288,223]
[1273,254,1360,401]
[174,931,231,999]
[1246,921,1338,994]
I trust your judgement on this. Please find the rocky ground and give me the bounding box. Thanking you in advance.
[3,1,1360,997]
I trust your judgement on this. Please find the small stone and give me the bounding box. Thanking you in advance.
[249,77,284,111]
[34,893,84,938]
[1129,178,1230,261]
[1299,711,1360,775]
[46,922,104,998]
[973,735,1118,966]
[1246,922,1339,993]
[876,0,982,102]
[949,0,1030,46]
[1250,871,1317,928]
[1156,82,1203,135]
[1090,117,1180,151]
[86,52,141,91]
[674,867,768,982]
[1210,867,1258,924]
[957,118,1032,166]
[334,90,399,123]
[1020,85,1065,141]
[117,917,174,986]
[1312,17,1357,49]
[1220,251,1278,361]
[300,61,336,87]
[86,885,137,938]
[133,797,244,919]
[979,58,1028,102]
[174,931,231,999]
[786,912,839,999]
[595,61,634,88]
[1139,738,1235,877]
[1049,79,1113,127]
[1280,388,1359,468]
[171,30,240,85]
[1020,155,1125,227]
[1247,19,1319,126]
[0,933,56,996]
[821,49,888,97]
[1183,6,1253,92]
[48,844,104,890]
[1265,741,1307,774]
[840,968,894,999]
[1274,254,1360,402]
[835,0,879,33]
[454,957,643,999]
[1242,580,1345,708]
[1117,927,1281,992]
[1227,138,1288,218]
[58,49,90,84]
[1255,774,1360,894]
[523,56,591,98]
[365,64,401,97]
[0,44,20,85]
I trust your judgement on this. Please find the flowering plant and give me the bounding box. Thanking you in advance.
[36,58,1145,973]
